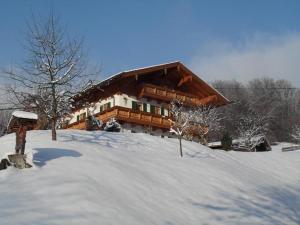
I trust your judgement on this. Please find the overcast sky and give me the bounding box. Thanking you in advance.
[0,0,300,86]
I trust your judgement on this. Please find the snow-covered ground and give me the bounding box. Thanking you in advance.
[0,130,299,225]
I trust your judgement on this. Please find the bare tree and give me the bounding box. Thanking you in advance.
[0,110,11,136]
[3,13,97,140]
[169,100,194,157]
[213,78,300,143]
[192,105,221,145]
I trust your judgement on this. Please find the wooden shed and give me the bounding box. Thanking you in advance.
[7,111,38,134]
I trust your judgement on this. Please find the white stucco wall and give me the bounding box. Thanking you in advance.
[68,96,116,124]
[68,93,169,125]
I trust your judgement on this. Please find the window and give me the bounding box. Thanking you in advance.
[103,102,111,111]
[150,105,155,114]
[132,101,138,110]
[100,105,103,112]
[76,115,80,122]
[155,106,160,114]
[143,103,148,112]
[161,107,165,116]
[79,113,86,121]
[132,101,142,111]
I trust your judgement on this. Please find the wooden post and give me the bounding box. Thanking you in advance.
[15,125,27,155]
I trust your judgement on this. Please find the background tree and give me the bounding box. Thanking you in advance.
[3,13,97,140]
[212,78,300,143]
[191,105,221,145]
[291,126,300,143]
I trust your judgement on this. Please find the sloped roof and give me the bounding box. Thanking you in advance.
[76,61,230,105]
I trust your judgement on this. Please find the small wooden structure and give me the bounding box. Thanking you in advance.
[6,111,38,169]
[7,111,38,134]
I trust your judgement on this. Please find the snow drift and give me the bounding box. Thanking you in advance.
[0,130,299,225]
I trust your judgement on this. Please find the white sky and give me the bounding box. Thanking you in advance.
[189,32,300,87]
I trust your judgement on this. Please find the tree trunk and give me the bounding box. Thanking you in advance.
[51,118,57,141]
[51,83,57,141]
[179,137,183,157]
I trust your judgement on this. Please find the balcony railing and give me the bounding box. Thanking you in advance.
[138,83,217,106]
[66,106,171,130]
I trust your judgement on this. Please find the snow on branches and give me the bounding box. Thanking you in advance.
[169,100,221,156]
[169,100,194,138]
[237,109,269,151]
[3,13,98,140]
[191,105,221,145]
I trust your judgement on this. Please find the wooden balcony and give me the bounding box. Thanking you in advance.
[66,106,171,130]
[64,119,86,130]
[138,83,217,106]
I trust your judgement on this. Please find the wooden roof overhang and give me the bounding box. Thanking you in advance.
[7,117,37,134]
[72,61,230,109]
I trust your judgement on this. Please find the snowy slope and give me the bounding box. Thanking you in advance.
[0,130,299,225]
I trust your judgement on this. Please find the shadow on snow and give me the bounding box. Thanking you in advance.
[190,185,300,224]
[33,148,82,167]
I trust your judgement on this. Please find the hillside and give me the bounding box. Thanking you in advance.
[0,130,299,225]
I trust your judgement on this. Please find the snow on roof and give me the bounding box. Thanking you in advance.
[77,61,181,95]
[12,111,38,120]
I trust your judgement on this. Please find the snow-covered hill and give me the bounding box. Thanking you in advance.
[0,130,299,225]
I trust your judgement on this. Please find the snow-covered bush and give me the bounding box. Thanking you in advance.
[104,118,121,132]
[237,110,268,151]
[84,103,103,131]
[85,115,103,131]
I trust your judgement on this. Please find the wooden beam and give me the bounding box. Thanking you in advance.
[198,95,218,105]
[177,75,192,87]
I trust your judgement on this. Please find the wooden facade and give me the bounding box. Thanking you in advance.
[64,62,230,134]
